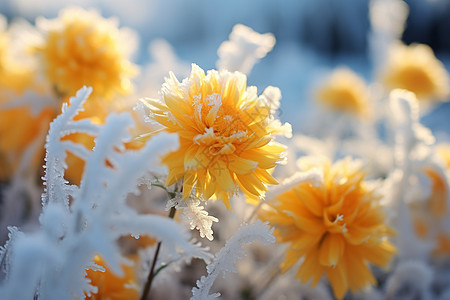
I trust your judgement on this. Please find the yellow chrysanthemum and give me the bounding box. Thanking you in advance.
[261,157,396,299]
[380,42,450,101]
[36,7,137,100]
[315,68,371,119]
[85,255,139,300]
[141,64,290,208]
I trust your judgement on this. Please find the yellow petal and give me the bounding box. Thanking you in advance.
[228,155,258,174]
[183,171,197,199]
[318,234,345,267]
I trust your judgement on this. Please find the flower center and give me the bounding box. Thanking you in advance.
[213,107,248,138]
[395,66,434,97]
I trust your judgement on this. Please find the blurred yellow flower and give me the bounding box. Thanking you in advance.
[85,255,139,300]
[0,17,34,92]
[411,145,450,258]
[261,157,396,299]
[315,68,371,119]
[380,43,450,101]
[36,7,138,100]
[0,15,52,181]
[141,64,290,208]
[437,143,450,168]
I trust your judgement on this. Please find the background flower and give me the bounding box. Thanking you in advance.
[261,156,396,299]
[379,42,450,102]
[315,67,372,119]
[35,7,138,101]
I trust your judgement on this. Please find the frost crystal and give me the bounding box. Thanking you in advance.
[191,220,275,299]
[177,198,219,241]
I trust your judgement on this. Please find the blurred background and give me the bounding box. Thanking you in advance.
[1,0,449,133]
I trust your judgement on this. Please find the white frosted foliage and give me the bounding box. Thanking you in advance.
[0,87,209,299]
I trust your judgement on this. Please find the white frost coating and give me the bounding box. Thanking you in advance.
[191,220,275,300]
[0,87,209,299]
[216,24,275,75]
[259,86,281,114]
[264,169,323,203]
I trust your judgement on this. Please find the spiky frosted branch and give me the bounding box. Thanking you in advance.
[0,87,210,299]
[191,220,275,299]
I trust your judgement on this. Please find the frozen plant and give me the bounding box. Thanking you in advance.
[0,86,211,299]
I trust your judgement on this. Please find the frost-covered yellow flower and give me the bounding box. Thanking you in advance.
[315,68,371,119]
[141,64,290,208]
[85,255,139,300]
[261,157,396,299]
[380,42,450,101]
[36,7,137,100]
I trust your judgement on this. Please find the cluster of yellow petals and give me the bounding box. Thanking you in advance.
[85,255,139,300]
[380,42,450,101]
[36,7,137,100]
[261,157,396,299]
[315,68,371,119]
[141,64,289,208]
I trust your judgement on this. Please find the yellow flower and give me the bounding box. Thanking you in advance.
[141,64,290,208]
[85,255,139,300]
[0,15,51,181]
[261,157,396,299]
[411,146,450,257]
[36,7,138,100]
[380,42,450,101]
[315,68,371,119]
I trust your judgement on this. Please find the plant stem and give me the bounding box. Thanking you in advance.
[140,206,176,300]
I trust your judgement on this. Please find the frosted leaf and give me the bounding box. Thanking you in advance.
[385,261,433,300]
[216,24,275,74]
[177,198,219,241]
[0,88,57,116]
[191,220,275,299]
[41,86,96,209]
[0,227,22,277]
